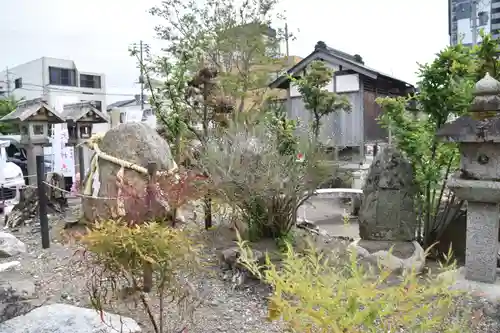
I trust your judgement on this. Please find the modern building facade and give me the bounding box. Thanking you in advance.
[0,57,109,177]
[449,0,500,46]
[0,57,107,112]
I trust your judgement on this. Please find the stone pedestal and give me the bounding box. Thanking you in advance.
[436,73,500,285]
[466,202,499,283]
[447,177,500,284]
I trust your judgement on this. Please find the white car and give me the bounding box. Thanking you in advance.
[0,140,24,214]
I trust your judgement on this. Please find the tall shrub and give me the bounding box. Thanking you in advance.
[201,119,330,240]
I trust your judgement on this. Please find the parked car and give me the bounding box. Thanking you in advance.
[0,140,25,212]
[0,135,53,183]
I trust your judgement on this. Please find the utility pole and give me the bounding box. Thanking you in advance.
[130,41,150,110]
[5,67,10,97]
[285,23,290,63]
[284,23,292,117]
[139,40,144,111]
[471,0,478,46]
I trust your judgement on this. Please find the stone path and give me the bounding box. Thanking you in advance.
[299,197,360,239]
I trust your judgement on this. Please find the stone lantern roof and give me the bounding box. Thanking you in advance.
[0,98,65,124]
[436,73,500,143]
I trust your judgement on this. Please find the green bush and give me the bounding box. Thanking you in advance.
[81,220,203,333]
[237,237,472,333]
[201,121,331,241]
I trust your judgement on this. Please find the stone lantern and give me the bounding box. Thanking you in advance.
[62,102,109,183]
[0,98,65,185]
[436,73,500,284]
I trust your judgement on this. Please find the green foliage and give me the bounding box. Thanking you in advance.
[471,30,500,81]
[0,97,20,134]
[293,61,351,141]
[237,237,471,332]
[263,100,298,155]
[149,0,288,121]
[377,35,500,248]
[201,119,330,240]
[81,220,203,333]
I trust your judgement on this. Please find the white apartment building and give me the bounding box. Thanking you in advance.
[0,57,107,113]
[0,57,109,177]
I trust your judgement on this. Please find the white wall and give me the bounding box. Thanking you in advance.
[1,57,107,111]
[1,57,110,175]
[43,57,107,109]
[289,64,358,97]
[117,104,157,129]
[0,58,45,101]
[336,74,360,93]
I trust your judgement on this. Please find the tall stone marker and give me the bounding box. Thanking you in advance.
[358,146,418,241]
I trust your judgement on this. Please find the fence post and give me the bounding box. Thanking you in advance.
[142,162,157,293]
[78,146,85,185]
[36,155,50,249]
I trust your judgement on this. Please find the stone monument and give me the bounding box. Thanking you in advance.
[81,122,177,224]
[358,146,418,241]
[437,73,500,284]
[349,146,425,273]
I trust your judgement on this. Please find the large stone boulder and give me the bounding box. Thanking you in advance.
[0,278,37,323]
[0,232,26,258]
[358,146,418,241]
[348,239,426,274]
[0,303,141,333]
[82,122,177,223]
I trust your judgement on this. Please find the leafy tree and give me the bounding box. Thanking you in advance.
[146,0,290,229]
[377,35,500,249]
[293,60,351,142]
[149,0,289,117]
[0,97,20,134]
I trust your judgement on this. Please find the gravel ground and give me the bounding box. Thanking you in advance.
[3,205,500,332]
[4,216,283,333]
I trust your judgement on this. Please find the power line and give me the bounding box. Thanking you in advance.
[16,82,140,98]
[4,69,143,98]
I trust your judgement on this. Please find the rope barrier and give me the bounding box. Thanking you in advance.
[82,134,180,198]
[42,181,118,200]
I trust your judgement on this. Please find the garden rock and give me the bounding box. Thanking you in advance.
[358,146,418,241]
[0,232,26,258]
[0,303,142,333]
[82,122,177,223]
[0,279,37,323]
[220,246,265,271]
[348,239,426,274]
[5,182,67,229]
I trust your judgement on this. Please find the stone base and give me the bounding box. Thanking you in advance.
[439,267,500,302]
[348,239,425,274]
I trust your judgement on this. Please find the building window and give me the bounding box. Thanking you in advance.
[49,67,77,86]
[14,78,22,89]
[80,74,102,89]
[93,101,102,111]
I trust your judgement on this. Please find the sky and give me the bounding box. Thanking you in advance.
[0,0,449,104]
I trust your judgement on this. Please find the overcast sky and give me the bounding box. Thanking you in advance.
[0,0,449,103]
